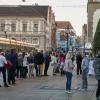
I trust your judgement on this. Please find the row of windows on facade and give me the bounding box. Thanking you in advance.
[11,37,39,44]
[0,23,38,32]
[30,38,39,44]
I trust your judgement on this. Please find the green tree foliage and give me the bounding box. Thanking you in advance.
[93,19,100,54]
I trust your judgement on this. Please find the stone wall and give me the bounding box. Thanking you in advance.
[87,2,100,42]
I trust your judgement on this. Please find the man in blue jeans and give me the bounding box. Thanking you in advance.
[63,53,74,93]
[65,72,72,91]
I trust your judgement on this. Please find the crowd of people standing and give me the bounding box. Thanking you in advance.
[0,48,52,87]
[0,48,100,100]
[63,51,100,100]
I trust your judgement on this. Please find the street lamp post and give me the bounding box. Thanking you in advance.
[4,31,7,38]
[66,32,69,53]
[65,27,70,53]
[83,34,85,53]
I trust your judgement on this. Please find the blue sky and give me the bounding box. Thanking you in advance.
[0,0,88,36]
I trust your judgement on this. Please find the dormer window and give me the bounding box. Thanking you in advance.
[0,23,5,31]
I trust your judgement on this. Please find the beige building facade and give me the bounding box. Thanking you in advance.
[87,0,100,42]
[0,5,56,50]
[0,17,46,50]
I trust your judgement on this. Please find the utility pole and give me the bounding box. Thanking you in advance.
[22,0,25,2]
[83,34,85,53]
[4,31,7,38]
[65,26,70,53]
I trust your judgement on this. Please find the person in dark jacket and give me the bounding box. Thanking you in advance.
[5,50,12,86]
[76,52,82,75]
[34,50,44,76]
[8,49,18,84]
[22,52,28,78]
[93,52,100,100]
[44,51,51,76]
[34,49,39,76]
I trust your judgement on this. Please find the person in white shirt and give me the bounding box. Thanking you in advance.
[22,52,28,78]
[51,52,58,75]
[88,53,95,76]
[0,50,9,87]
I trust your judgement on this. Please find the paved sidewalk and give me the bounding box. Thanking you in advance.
[0,66,97,100]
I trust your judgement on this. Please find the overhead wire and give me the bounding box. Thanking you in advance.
[56,5,87,8]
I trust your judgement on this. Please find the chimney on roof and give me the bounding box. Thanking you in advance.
[22,0,26,2]
[35,3,38,6]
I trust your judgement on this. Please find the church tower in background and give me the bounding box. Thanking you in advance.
[87,0,100,42]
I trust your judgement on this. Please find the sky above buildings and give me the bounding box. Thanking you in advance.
[0,0,88,36]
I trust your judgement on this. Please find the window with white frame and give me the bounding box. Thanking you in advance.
[22,23,27,32]
[33,23,38,32]
[32,38,39,44]
[0,23,5,31]
[11,23,16,32]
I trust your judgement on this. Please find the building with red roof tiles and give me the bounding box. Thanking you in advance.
[56,21,73,29]
[55,21,76,52]
[56,21,75,36]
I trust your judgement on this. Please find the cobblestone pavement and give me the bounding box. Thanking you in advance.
[0,66,97,100]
